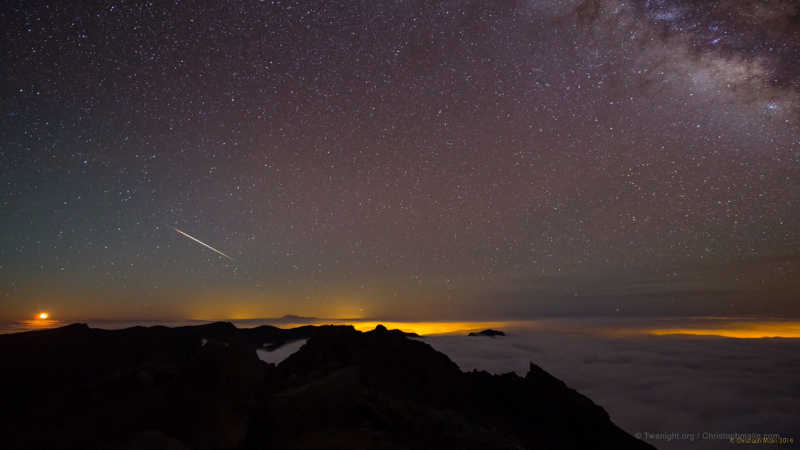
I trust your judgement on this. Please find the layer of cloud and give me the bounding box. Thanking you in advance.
[256,339,308,364]
[425,327,800,449]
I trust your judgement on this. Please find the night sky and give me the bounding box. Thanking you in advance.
[2,0,799,321]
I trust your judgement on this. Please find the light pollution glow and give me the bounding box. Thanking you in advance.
[647,320,800,339]
[245,318,800,338]
[322,321,512,336]
[7,316,800,339]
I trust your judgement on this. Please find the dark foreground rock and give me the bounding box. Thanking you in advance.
[0,323,653,450]
[468,329,506,337]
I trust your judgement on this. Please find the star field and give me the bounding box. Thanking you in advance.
[1,0,799,320]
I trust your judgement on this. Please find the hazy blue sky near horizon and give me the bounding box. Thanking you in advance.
[2,0,799,321]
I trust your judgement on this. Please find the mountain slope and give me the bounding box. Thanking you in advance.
[0,323,654,450]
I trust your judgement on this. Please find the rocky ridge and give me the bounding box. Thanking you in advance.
[0,322,653,450]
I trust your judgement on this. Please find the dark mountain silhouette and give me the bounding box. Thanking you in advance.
[274,314,320,323]
[468,328,506,337]
[0,322,653,450]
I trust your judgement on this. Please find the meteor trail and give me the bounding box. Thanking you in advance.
[172,227,234,261]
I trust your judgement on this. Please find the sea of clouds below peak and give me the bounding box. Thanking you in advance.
[422,329,800,450]
[4,317,799,449]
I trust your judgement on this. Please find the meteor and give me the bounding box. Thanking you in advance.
[172,227,234,261]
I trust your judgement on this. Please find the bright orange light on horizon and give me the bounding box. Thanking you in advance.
[38,312,49,320]
[268,320,515,336]
[648,320,800,338]
[348,321,509,336]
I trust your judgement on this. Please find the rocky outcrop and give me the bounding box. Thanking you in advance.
[0,323,653,450]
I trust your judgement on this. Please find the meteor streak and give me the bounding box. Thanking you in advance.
[172,227,234,261]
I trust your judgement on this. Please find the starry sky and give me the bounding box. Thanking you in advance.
[2,0,799,321]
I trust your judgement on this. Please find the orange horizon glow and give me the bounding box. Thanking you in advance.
[291,319,800,338]
[7,313,800,340]
[182,317,800,338]
[244,320,512,336]
[341,321,511,336]
[648,321,800,338]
